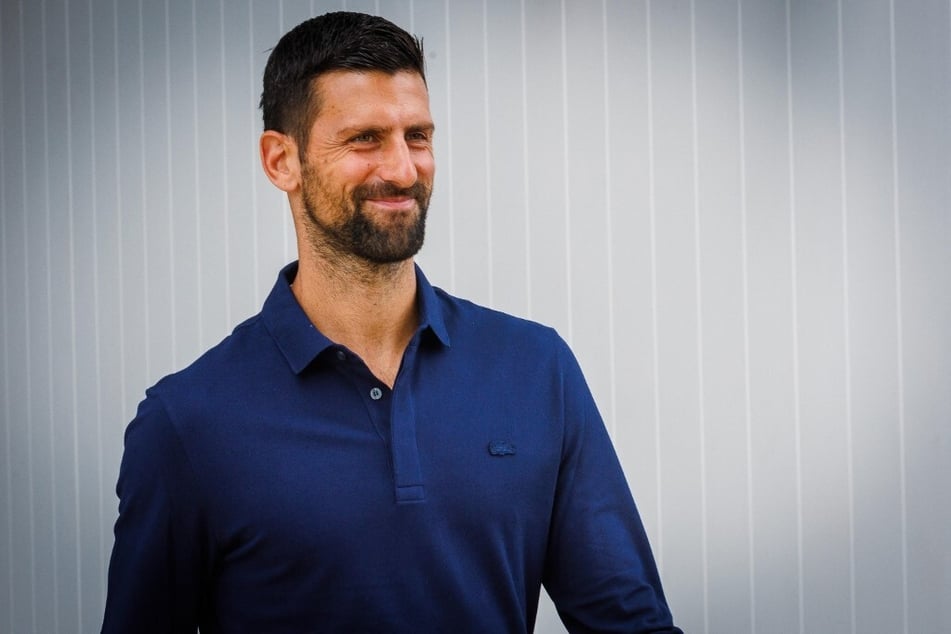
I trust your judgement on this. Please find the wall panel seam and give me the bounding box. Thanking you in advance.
[88,0,107,602]
[779,1,805,631]
[887,2,910,631]
[744,1,759,630]
[689,3,709,632]
[645,0,664,566]
[65,0,85,625]
[481,0,494,306]
[601,0,617,436]
[834,3,857,632]
[519,0,532,318]
[41,0,63,627]
[559,0,572,343]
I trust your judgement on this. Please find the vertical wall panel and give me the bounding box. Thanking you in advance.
[142,0,175,384]
[1,1,949,632]
[445,0,490,305]
[223,1,260,327]
[194,0,229,350]
[250,1,289,304]
[0,4,11,628]
[893,2,951,631]
[693,2,752,632]
[166,0,200,372]
[89,0,126,561]
[115,0,149,424]
[484,0,530,318]
[24,0,57,631]
[67,1,107,628]
[649,4,705,632]
[45,0,81,627]
[842,3,906,632]
[789,1,853,631]
[606,0,659,546]
[744,1,800,632]
[523,0,570,336]
[564,0,613,424]
[1,5,32,631]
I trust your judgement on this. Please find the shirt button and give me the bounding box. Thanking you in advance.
[370,387,383,400]
[336,350,346,361]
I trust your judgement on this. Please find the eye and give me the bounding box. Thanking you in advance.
[406,130,433,145]
[349,131,379,144]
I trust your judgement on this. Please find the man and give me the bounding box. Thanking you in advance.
[103,11,680,633]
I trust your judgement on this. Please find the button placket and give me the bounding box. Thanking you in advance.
[390,339,425,503]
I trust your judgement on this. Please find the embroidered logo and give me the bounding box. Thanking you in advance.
[487,440,517,457]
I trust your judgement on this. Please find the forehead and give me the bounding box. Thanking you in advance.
[311,70,432,129]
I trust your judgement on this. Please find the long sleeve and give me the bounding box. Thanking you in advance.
[543,342,682,634]
[102,394,214,633]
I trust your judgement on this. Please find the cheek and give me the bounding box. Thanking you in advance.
[416,154,436,182]
[322,163,372,195]
[341,159,375,182]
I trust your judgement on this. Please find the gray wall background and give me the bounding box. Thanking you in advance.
[2,0,949,632]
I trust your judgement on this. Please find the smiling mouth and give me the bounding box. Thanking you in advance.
[354,181,430,217]
[365,197,418,212]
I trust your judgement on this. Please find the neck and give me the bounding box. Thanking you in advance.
[292,250,419,388]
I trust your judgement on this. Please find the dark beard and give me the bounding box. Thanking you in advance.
[301,165,430,265]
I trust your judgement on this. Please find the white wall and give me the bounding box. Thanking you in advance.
[1,1,949,632]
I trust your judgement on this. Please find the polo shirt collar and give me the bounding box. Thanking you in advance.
[262,261,450,375]
[413,262,451,348]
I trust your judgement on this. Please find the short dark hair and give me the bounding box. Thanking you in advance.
[260,11,426,151]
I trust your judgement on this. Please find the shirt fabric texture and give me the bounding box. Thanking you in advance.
[103,262,680,633]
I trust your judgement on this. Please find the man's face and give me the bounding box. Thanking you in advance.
[298,70,435,265]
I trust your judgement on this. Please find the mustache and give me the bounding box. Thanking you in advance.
[353,181,430,202]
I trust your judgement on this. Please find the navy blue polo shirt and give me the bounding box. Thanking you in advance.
[103,262,679,633]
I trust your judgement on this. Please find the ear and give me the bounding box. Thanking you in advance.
[259,130,301,193]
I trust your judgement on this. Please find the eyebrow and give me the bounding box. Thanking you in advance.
[339,122,435,138]
[407,123,436,135]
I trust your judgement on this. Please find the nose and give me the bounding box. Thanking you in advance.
[377,138,418,189]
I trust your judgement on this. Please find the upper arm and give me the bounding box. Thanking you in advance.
[102,394,213,633]
[542,342,680,634]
